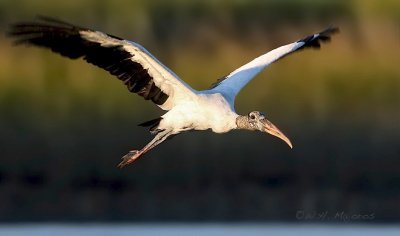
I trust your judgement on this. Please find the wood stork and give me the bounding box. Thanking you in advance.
[8,16,338,168]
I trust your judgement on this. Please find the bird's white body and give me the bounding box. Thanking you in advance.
[160,92,238,134]
[9,17,338,167]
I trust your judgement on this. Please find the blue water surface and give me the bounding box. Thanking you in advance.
[0,223,399,236]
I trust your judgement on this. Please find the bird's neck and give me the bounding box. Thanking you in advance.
[235,115,254,131]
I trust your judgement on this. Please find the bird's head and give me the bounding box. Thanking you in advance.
[244,111,293,148]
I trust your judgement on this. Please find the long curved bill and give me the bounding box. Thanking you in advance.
[262,119,293,149]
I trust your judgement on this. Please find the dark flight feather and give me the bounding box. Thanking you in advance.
[8,16,168,106]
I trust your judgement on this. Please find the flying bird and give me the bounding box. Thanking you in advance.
[8,17,338,168]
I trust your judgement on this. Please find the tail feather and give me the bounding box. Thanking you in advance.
[138,117,163,133]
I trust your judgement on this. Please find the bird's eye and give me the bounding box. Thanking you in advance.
[250,114,255,120]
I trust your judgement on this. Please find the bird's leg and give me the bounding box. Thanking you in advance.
[117,130,173,168]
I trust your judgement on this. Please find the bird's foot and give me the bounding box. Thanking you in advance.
[117,150,141,168]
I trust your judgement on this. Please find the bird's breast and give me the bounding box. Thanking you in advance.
[161,93,237,134]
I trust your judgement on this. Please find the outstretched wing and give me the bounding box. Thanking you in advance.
[209,27,339,101]
[8,16,197,110]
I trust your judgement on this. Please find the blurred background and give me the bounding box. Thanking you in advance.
[0,0,399,225]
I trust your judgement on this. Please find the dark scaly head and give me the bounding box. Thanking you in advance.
[236,111,292,148]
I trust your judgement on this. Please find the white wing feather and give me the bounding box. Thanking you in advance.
[209,27,338,102]
[210,42,303,100]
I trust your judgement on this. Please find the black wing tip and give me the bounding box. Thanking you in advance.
[6,15,83,41]
[34,15,123,40]
[7,16,124,42]
[298,25,340,49]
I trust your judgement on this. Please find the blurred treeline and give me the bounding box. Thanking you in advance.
[0,0,399,222]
